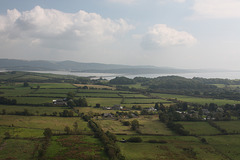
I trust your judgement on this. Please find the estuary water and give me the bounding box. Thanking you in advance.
[23,70,240,80]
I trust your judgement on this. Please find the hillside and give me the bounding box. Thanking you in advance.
[0,59,193,74]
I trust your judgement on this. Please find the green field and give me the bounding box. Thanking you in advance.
[177,121,221,135]
[123,98,170,104]
[46,135,108,160]
[135,115,174,135]
[204,135,240,160]
[151,93,240,105]
[0,105,75,116]
[11,96,54,104]
[0,139,39,160]
[98,119,136,134]
[87,97,122,106]
[30,83,77,88]
[120,93,148,98]
[0,115,90,132]
[0,126,44,138]
[76,92,120,98]
[75,107,118,114]
[117,135,225,160]
[215,121,240,133]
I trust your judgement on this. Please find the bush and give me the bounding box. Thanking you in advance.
[127,137,142,143]
[122,121,130,126]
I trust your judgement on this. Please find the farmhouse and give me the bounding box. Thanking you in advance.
[52,99,67,106]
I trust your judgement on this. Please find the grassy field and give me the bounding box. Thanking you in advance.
[117,135,225,160]
[0,139,39,160]
[76,92,120,98]
[75,107,118,114]
[0,105,76,116]
[87,97,122,106]
[151,93,240,105]
[74,84,115,90]
[215,121,240,133]
[46,135,108,160]
[177,121,221,135]
[135,115,174,135]
[33,88,76,94]
[30,83,77,88]
[120,93,148,98]
[204,135,240,160]
[0,126,44,138]
[97,119,136,134]
[123,98,170,104]
[0,115,90,132]
[11,96,54,105]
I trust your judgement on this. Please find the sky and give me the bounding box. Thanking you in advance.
[0,0,240,70]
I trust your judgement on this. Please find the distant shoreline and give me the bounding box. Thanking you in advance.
[1,70,240,80]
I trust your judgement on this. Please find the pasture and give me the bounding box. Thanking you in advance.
[97,119,136,134]
[0,115,90,132]
[0,139,39,160]
[215,121,240,133]
[151,93,240,105]
[117,135,224,160]
[204,135,240,160]
[177,122,221,135]
[0,105,75,116]
[46,135,108,160]
[135,115,174,135]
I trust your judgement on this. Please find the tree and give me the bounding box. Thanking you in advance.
[64,126,71,134]
[131,120,139,131]
[73,121,78,133]
[23,82,29,87]
[154,103,159,110]
[43,128,52,139]
[67,92,75,100]
[4,132,11,139]
[2,109,6,115]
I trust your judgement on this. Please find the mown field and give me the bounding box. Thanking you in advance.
[151,93,240,105]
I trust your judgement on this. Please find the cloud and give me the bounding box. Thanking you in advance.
[107,0,136,4]
[0,6,134,50]
[141,24,197,49]
[191,0,240,19]
[173,0,186,3]
[107,0,185,4]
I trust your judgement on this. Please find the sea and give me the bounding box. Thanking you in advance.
[8,70,240,80]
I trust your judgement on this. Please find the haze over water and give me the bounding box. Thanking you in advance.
[28,71,240,80]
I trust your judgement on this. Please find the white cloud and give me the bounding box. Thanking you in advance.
[107,0,136,4]
[141,24,197,49]
[191,0,240,19]
[0,6,134,50]
[173,0,186,3]
[107,0,185,4]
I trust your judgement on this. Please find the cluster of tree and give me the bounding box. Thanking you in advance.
[146,76,216,90]
[38,128,53,159]
[109,77,136,85]
[64,122,80,134]
[59,110,74,117]
[88,120,125,160]
[193,77,240,85]
[0,97,17,105]
[166,121,189,136]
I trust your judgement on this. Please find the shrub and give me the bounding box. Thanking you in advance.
[127,137,142,143]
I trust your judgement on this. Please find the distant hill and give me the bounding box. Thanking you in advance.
[0,59,199,74]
